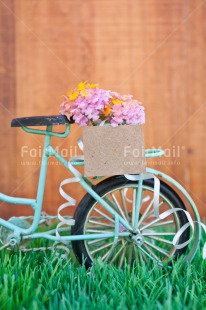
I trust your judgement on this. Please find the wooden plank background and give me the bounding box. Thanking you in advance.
[0,0,205,219]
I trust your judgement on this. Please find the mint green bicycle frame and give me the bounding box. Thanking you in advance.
[0,124,201,261]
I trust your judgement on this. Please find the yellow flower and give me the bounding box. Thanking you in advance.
[77,81,87,91]
[86,83,99,89]
[112,99,122,105]
[66,81,98,102]
[104,105,111,116]
[68,91,79,101]
[67,89,73,97]
[80,88,91,97]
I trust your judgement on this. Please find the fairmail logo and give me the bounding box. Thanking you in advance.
[124,145,184,158]
[124,146,145,158]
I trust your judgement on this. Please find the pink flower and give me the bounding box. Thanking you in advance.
[60,96,72,119]
[59,83,145,127]
[73,112,88,126]
[109,99,145,127]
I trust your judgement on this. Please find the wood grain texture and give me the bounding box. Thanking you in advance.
[0,0,18,219]
[0,0,205,219]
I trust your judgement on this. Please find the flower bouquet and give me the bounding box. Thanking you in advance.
[60,82,146,176]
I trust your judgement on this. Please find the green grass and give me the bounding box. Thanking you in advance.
[0,242,205,310]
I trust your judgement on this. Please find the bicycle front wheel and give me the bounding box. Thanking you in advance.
[71,176,190,268]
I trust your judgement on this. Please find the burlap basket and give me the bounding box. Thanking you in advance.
[83,124,146,177]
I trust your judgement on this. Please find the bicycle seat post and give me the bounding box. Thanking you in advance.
[36,125,52,206]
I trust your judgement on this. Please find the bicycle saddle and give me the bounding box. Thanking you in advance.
[11,115,74,127]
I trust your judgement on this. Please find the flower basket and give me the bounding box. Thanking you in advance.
[60,82,146,176]
[83,124,146,177]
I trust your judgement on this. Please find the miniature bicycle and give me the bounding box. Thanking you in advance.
[0,115,201,268]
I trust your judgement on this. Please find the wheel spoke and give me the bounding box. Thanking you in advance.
[142,232,176,236]
[147,235,173,245]
[128,243,134,265]
[88,238,106,245]
[102,247,113,261]
[110,242,125,264]
[120,189,130,221]
[139,202,164,227]
[91,242,114,255]
[102,240,121,261]
[133,244,140,263]
[93,208,115,223]
[140,218,174,231]
[144,240,170,257]
[138,198,154,226]
[123,188,133,204]
[119,241,127,268]
[111,193,128,223]
[140,210,157,223]
[88,220,114,228]
[149,220,174,228]
[142,243,160,262]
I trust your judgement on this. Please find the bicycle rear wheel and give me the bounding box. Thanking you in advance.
[71,176,190,268]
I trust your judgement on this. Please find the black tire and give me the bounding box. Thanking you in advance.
[71,175,190,268]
